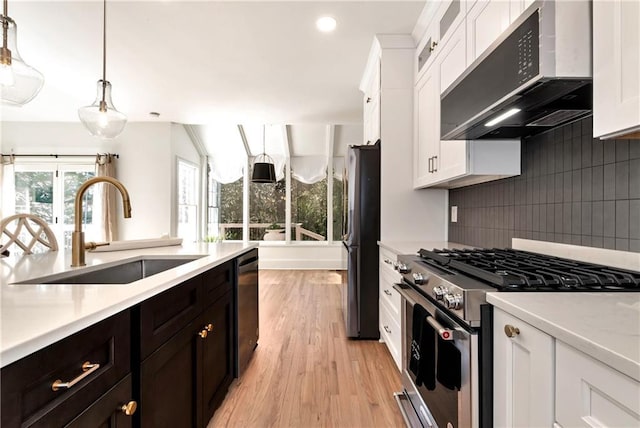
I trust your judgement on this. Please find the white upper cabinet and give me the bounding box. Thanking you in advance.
[362,58,381,144]
[593,0,640,139]
[466,0,511,63]
[413,0,521,189]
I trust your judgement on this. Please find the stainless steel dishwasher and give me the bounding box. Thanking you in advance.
[236,249,259,376]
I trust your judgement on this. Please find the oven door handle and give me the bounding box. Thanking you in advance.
[427,316,459,341]
[393,283,419,306]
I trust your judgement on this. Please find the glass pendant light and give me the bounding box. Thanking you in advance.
[78,0,126,139]
[0,0,45,106]
[251,125,276,183]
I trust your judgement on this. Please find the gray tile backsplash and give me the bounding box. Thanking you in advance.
[448,116,640,253]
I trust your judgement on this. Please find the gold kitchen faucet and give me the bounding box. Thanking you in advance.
[71,177,131,267]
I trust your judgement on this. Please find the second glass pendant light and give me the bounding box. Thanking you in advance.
[78,0,126,138]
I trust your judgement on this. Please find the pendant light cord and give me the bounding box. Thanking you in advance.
[2,0,8,51]
[101,0,107,103]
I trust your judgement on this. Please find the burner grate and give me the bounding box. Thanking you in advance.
[418,248,640,291]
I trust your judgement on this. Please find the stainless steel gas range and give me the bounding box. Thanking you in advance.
[393,248,640,428]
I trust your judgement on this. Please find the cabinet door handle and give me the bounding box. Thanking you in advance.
[384,258,393,265]
[429,40,438,52]
[384,289,392,296]
[504,324,520,338]
[384,325,392,334]
[205,323,213,332]
[51,361,100,391]
[433,155,438,172]
[198,329,209,339]
[428,156,433,173]
[120,401,138,416]
[366,97,372,103]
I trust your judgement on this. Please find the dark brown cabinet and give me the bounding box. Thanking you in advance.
[138,261,235,428]
[0,310,133,428]
[1,254,246,428]
[66,375,136,428]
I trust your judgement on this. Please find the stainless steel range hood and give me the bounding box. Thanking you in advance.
[441,0,592,140]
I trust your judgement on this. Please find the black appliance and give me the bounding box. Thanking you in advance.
[236,249,259,376]
[342,141,380,339]
[393,248,639,428]
[441,0,592,140]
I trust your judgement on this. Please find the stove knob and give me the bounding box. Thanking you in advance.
[396,263,411,274]
[444,293,463,310]
[412,273,426,284]
[432,286,447,300]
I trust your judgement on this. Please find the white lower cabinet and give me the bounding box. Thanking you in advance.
[493,308,554,428]
[555,341,640,428]
[494,307,640,428]
[379,247,402,371]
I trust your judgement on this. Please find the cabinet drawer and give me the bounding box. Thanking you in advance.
[202,261,233,308]
[139,275,203,360]
[379,299,402,371]
[555,341,640,427]
[379,247,399,266]
[1,310,131,428]
[66,374,134,428]
[379,268,401,316]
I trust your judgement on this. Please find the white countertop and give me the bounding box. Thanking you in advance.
[378,240,470,255]
[488,292,640,382]
[0,242,257,368]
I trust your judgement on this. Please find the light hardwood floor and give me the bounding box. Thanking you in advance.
[208,270,405,428]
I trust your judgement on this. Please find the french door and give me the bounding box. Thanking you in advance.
[10,162,97,249]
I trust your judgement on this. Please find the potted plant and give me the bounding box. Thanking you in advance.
[263,223,285,241]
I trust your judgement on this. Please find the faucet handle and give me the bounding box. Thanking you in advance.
[85,242,110,251]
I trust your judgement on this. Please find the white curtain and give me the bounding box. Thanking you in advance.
[291,156,327,184]
[210,152,245,184]
[95,154,118,241]
[0,155,15,219]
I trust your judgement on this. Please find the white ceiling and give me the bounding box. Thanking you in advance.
[1,0,424,125]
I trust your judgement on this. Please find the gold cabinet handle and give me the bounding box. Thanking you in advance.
[120,400,137,416]
[198,329,208,339]
[51,361,100,391]
[205,323,213,332]
[504,324,520,338]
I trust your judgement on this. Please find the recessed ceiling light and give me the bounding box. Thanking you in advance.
[316,16,337,33]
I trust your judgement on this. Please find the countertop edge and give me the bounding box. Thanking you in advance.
[487,293,640,383]
[1,244,257,368]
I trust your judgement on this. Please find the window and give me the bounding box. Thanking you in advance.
[4,161,96,250]
[291,177,327,241]
[211,176,244,241]
[332,157,346,241]
[177,159,199,243]
[249,178,286,240]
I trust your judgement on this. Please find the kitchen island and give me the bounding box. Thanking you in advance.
[0,242,256,367]
[1,242,257,427]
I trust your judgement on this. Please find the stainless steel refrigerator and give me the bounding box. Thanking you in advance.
[342,141,380,339]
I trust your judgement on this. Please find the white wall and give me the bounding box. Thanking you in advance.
[116,123,173,239]
[258,244,346,269]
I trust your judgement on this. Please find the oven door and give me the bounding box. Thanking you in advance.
[394,282,478,428]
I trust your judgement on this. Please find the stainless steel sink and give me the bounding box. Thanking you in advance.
[17,256,204,285]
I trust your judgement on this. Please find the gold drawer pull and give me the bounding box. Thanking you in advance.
[205,323,213,332]
[504,324,520,338]
[198,329,208,339]
[120,400,138,416]
[51,361,100,391]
